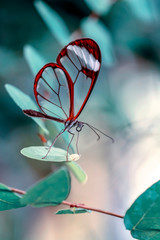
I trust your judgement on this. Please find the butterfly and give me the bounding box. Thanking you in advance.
[23,38,113,160]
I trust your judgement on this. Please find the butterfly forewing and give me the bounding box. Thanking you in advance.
[57,38,101,119]
[34,63,73,121]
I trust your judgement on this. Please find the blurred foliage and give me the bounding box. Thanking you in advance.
[84,0,111,15]
[5,84,49,134]
[81,16,115,66]
[34,1,71,45]
[0,0,46,50]
[106,0,160,63]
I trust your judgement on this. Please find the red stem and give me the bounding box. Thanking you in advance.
[62,201,124,219]
[10,187,26,195]
[10,187,124,219]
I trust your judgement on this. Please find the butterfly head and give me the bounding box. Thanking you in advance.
[65,119,84,133]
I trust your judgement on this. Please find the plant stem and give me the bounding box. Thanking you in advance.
[10,187,26,195]
[10,187,124,219]
[62,201,124,219]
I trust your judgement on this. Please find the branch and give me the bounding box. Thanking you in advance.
[10,187,124,219]
[62,201,124,219]
[10,187,26,195]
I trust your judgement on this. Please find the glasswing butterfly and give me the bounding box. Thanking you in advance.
[23,38,113,160]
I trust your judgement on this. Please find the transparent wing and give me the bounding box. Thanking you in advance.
[34,63,74,122]
[57,38,101,119]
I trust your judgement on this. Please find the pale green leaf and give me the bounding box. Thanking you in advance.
[66,162,87,183]
[20,146,79,162]
[5,84,49,134]
[34,0,71,45]
[56,208,91,214]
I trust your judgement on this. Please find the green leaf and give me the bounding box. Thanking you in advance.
[34,1,71,45]
[124,180,160,240]
[0,184,25,211]
[21,146,86,183]
[20,146,78,162]
[56,208,91,215]
[5,84,49,134]
[81,17,115,66]
[23,45,47,76]
[66,162,87,183]
[84,0,111,15]
[21,168,71,207]
[21,146,86,184]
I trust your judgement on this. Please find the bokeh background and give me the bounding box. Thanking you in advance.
[1,0,160,239]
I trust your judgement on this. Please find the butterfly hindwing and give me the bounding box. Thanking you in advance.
[34,63,74,122]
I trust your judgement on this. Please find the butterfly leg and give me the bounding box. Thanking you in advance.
[42,128,66,159]
[76,131,80,155]
[66,130,75,161]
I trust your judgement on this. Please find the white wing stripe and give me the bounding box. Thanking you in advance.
[67,45,81,70]
[81,47,88,68]
[67,44,100,72]
[88,53,95,70]
[94,60,100,71]
[73,46,83,66]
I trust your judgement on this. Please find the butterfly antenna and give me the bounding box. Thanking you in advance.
[84,123,114,143]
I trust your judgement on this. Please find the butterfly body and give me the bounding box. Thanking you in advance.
[64,119,84,133]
